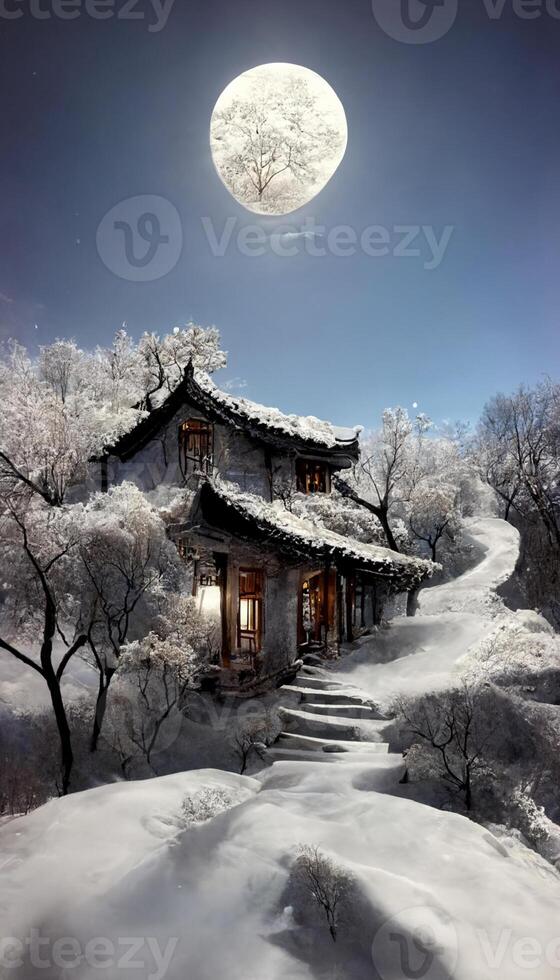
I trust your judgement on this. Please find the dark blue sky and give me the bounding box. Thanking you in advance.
[1,0,559,429]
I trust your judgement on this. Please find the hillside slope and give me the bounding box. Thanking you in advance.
[1,516,559,979]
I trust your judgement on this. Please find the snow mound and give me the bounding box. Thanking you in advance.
[1,764,560,979]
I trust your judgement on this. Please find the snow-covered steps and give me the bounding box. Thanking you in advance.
[276,732,389,754]
[281,685,375,707]
[299,664,333,677]
[300,702,379,719]
[267,746,391,764]
[285,676,340,691]
[278,706,388,741]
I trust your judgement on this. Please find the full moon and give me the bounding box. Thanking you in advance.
[210,63,348,216]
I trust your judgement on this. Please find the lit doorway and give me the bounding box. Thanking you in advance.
[300,570,326,646]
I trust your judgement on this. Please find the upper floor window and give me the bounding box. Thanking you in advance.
[296,459,331,495]
[179,419,213,476]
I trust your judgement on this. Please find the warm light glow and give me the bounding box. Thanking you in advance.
[197,585,221,620]
[239,598,259,632]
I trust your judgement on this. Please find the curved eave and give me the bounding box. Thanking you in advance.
[96,363,360,465]
[186,482,435,592]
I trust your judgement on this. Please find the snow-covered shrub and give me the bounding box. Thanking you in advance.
[507,789,550,846]
[292,491,386,545]
[181,787,238,826]
[290,845,355,943]
[463,613,560,691]
[155,594,220,662]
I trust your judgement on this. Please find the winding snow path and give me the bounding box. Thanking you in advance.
[334,517,521,706]
[270,517,521,767]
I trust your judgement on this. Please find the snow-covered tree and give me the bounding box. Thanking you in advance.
[92,328,140,414]
[408,482,461,562]
[136,324,227,410]
[0,341,96,506]
[0,325,227,506]
[72,483,184,751]
[103,593,215,775]
[476,380,560,624]
[39,339,84,404]
[105,633,198,775]
[337,407,471,576]
[477,381,560,540]
[339,407,416,552]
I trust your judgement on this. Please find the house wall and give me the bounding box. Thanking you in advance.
[99,397,296,500]
[261,567,301,673]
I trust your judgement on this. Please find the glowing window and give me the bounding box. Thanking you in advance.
[238,569,263,654]
[296,459,331,495]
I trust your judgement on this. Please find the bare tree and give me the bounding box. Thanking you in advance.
[396,683,493,811]
[0,498,87,794]
[292,845,354,942]
[337,408,415,552]
[231,712,280,773]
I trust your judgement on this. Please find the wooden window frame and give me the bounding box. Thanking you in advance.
[237,568,264,655]
[178,419,213,476]
[296,459,331,495]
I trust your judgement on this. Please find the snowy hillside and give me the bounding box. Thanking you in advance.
[1,761,560,980]
[2,514,560,979]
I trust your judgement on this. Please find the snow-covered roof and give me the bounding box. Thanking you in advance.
[100,363,362,462]
[191,369,362,450]
[183,480,435,590]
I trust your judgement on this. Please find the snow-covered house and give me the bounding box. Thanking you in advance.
[95,363,433,693]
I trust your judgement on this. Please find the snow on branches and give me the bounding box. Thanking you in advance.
[0,325,227,506]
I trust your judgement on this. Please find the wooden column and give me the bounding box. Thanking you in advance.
[214,553,230,668]
[345,572,355,643]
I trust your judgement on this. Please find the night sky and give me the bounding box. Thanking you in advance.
[1,0,559,429]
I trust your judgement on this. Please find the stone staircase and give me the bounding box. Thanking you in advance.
[268,664,405,780]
